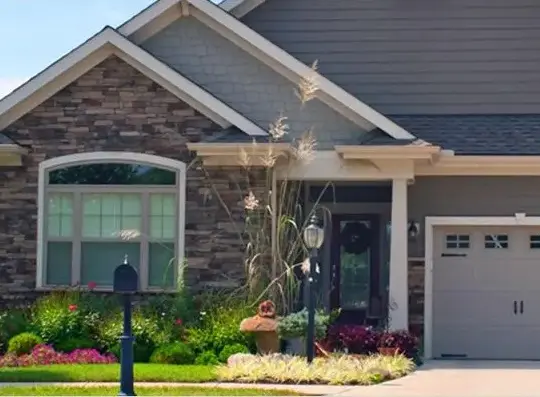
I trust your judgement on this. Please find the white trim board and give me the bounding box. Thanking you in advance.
[423,215,540,359]
[219,0,266,17]
[119,0,416,141]
[0,27,267,136]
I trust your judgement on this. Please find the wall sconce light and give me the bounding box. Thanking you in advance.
[408,220,420,240]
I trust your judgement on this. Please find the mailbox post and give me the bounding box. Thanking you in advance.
[113,255,139,397]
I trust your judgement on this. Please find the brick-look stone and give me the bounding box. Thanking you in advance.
[0,56,256,303]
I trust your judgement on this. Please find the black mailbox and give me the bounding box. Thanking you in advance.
[113,258,139,294]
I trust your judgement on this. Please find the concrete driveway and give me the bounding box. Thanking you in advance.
[329,360,540,397]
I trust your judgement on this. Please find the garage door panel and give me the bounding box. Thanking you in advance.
[433,291,516,327]
[434,325,540,360]
[432,224,540,360]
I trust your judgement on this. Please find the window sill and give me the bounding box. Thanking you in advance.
[36,285,178,294]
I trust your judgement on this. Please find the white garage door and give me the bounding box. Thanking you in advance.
[433,226,540,359]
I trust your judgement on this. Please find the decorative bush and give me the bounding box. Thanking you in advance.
[277,309,329,339]
[325,325,380,355]
[194,350,220,365]
[0,311,31,353]
[149,342,195,365]
[216,353,415,385]
[54,336,97,353]
[99,311,160,363]
[31,292,100,346]
[7,333,44,356]
[378,330,419,358]
[185,294,255,356]
[219,343,250,363]
[0,344,116,367]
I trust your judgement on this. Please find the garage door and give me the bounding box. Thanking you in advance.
[433,226,540,359]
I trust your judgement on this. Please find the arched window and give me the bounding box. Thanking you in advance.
[37,152,186,291]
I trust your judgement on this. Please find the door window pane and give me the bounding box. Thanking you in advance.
[339,220,371,309]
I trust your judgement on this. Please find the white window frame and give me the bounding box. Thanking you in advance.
[37,152,186,291]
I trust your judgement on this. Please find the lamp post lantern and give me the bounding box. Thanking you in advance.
[303,214,325,364]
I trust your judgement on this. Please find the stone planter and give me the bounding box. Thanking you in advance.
[285,337,306,356]
[255,331,280,354]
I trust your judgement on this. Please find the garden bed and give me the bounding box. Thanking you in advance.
[217,353,415,385]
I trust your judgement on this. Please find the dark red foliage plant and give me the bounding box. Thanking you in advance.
[325,325,380,355]
[379,330,419,358]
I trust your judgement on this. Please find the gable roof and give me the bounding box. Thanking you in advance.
[0,27,267,136]
[118,0,417,141]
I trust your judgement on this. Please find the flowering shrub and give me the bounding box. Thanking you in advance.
[0,344,116,367]
[378,330,419,358]
[325,325,379,355]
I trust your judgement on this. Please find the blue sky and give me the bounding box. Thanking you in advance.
[0,0,169,99]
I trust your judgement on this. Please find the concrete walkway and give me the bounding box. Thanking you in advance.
[328,360,540,397]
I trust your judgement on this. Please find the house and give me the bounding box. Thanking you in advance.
[2,0,540,361]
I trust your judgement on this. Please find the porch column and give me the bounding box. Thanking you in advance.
[389,178,409,331]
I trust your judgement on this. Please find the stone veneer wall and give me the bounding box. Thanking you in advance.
[408,258,425,336]
[0,56,257,306]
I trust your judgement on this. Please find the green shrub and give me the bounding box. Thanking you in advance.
[31,292,101,346]
[99,311,160,363]
[218,343,250,363]
[185,293,255,355]
[195,350,220,365]
[7,332,43,356]
[0,310,31,353]
[54,336,97,353]
[150,342,195,364]
[277,308,329,339]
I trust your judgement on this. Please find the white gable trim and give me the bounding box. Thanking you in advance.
[0,27,267,136]
[220,0,266,17]
[119,0,415,140]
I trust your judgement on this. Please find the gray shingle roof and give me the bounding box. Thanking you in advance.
[0,133,15,145]
[202,115,540,155]
[383,115,540,155]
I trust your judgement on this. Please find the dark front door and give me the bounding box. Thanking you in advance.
[330,214,380,325]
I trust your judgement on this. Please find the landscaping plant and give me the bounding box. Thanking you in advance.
[149,342,195,365]
[194,351,220,365]
[325,324,379,355]
[0,344,116,367]
[378,330,419,359]
[218,343,250,363]
[217,353,415,385]
[277,308,329,339]
[0,311,31,354]
[7,333,43,356]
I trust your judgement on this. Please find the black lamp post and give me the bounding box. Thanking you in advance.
[113,255,139,397]
[303,214,325,364]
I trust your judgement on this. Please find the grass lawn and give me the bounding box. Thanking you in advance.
[0,364,217,383]
[0,386,305,396]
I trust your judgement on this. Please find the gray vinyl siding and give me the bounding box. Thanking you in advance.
[409,176,540,256]
[243,0,540,115]
[141,17,363,146]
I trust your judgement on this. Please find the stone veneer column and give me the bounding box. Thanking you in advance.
[389,178,409,331]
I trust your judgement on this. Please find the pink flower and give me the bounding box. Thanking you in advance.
[175,318,183,326]
[68,304,77,312]
[87,281,97,290]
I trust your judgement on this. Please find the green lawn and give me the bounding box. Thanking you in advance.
[0,364,217,383]
[0,386,304,396]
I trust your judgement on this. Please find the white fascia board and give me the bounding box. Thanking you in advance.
[119,0,415,140]
[0,27,266,136]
